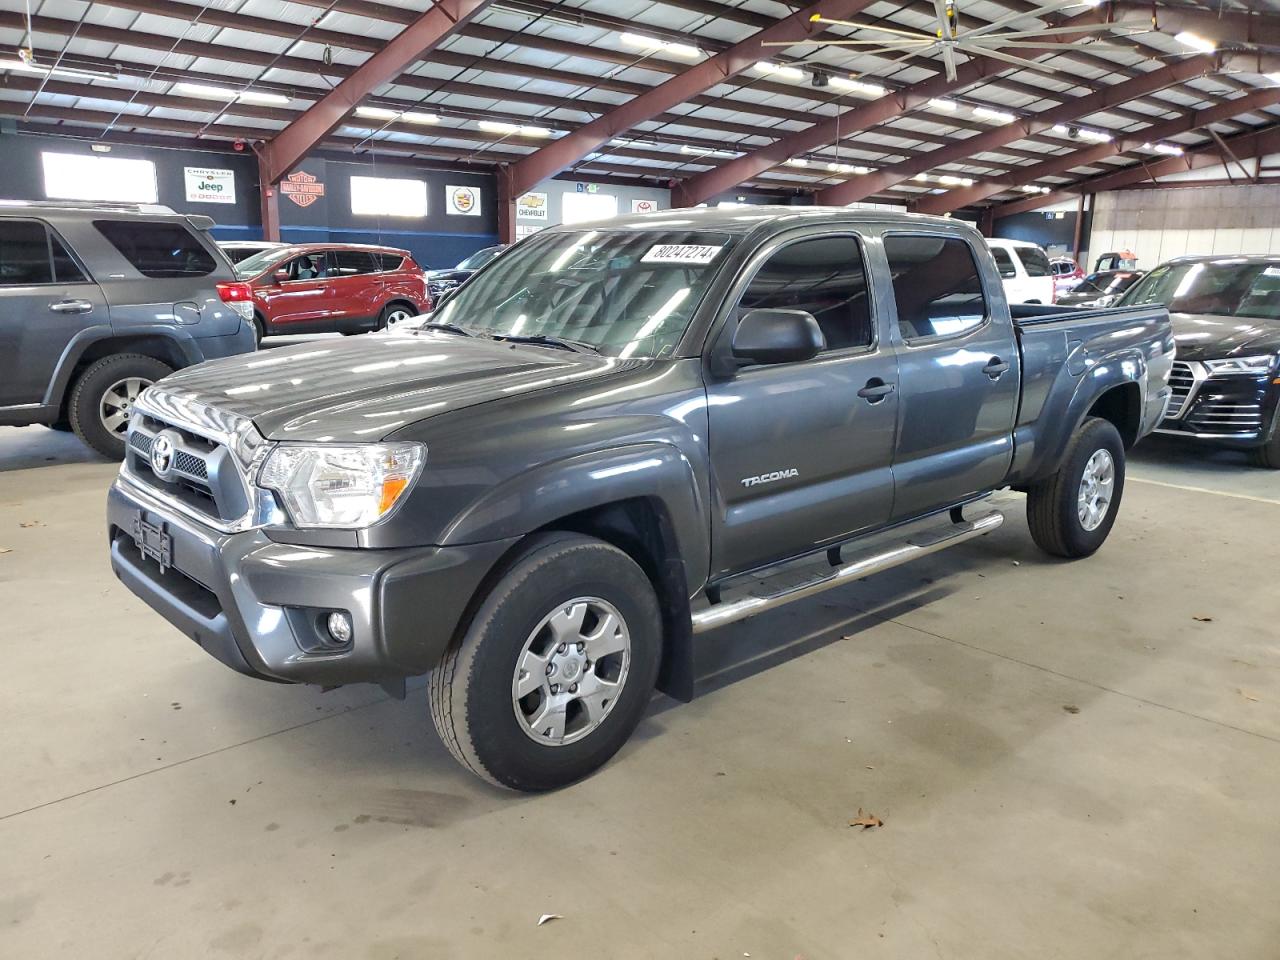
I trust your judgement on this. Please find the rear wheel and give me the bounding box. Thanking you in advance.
[1026,416,1125,558]
[68,354,171,459]
[429,533,662,791]
[379,303,416,330]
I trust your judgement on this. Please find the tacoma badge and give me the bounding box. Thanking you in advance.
[741,468,799,488]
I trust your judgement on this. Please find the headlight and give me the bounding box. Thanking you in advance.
[258,442,424,529]
[1203,355,1277,377]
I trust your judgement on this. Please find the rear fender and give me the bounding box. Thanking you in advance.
[1011,347,1148,485]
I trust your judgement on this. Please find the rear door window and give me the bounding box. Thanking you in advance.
[374,253,404,272]
[885,235,988,341]
[0,219,55,285]
[1015,246,1052,277]
[331,250,378,276]
[990,246,1017,279]
[94,219,217,278]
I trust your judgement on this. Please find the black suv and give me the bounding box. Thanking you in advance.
[0,202,256,457]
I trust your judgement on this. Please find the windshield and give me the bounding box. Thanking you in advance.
[1118,260,1280,320]
[235,246,296,278]
[429,229,735,358]
[457,246,501,271]
[1074,272,1139,297]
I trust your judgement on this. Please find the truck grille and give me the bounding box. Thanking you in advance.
[1164,360,1196,420]
[125,413,249,526]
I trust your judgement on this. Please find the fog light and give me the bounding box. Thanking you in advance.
[325,611,353,645]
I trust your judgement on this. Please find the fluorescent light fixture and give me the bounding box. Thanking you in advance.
[1175,31,1216,54]
[1020,184,1051,194]
[929,98,958,111]
[354,106,439,125]
[618,32,701,59]
[0,57,117,81]
[827,162,871,175]
[938,175,975,186]
[753,61,805,82]
[1053,124,1070,134]
[680,145,735,158]
[1143,141,1184,155]
[829,76,886,97]
[478,120,551,137]
[913,173,930,182]
[973,106,1016,124]
[1078,127,1112,142]
[176,82,290,105]
[785,158,809,167]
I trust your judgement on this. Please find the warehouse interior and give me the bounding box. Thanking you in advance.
[2,1,1279,957]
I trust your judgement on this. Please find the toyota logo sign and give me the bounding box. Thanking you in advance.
[150,432,177,480]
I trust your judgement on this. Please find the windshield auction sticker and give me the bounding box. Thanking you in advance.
[641,244,723,265]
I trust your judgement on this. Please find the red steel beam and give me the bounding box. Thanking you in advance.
[671,4,1120,206]
[913,87,1280,215]
[814,56,1216,207]
[991,123,1280,219]
[260,0,496,185]
[501,0,880,206]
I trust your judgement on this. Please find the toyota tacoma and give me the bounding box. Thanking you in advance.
[107,208,1173,790]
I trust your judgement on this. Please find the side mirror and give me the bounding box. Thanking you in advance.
[731,309,825,365]
[272,269,290,284]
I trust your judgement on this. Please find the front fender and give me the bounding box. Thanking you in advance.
[439,442,709,597]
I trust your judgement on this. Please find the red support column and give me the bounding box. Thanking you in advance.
[258,152,280,242]
[496,167,516,245]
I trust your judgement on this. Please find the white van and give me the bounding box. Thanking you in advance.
[986,238,1056,304]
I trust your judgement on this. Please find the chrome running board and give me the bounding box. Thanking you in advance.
[690,509,1004,635]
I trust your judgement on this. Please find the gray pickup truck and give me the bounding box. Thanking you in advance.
[107,208,1173,790]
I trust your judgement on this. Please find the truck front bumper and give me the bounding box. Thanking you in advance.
[107,476,516,686]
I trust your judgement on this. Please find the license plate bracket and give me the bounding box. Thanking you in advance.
[132,512,173,573]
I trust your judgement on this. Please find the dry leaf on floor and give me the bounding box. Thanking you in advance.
[0,547,11,554]
[1062,705,1080,714]
[1193,616,1214,623]
[537,914,562,927]
[1239,688,1261,702]
[849,808,883,829]
[18,521,42,528]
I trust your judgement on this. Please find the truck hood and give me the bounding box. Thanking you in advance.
[156,332,631,440]
[1170,312,1280,362]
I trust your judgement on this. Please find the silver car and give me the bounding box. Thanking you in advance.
[0,201,256,457]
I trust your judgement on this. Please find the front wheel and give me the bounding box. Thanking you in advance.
[428,533,662,791]
[1249,429,1280,469]
[1026,416,1126,558]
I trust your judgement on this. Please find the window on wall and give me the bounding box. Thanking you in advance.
[562,191,617,225]
[42,152,158,204]
[350,176,427,218]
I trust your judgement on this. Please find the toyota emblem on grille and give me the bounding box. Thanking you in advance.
[150,432,178,480]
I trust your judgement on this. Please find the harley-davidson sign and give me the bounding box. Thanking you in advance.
[280,170,325,208]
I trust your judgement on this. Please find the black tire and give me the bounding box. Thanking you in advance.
[49,418,73,432]
[68,354,172,459]
[1249,429,1280,469]
[429,532,662,791]
[1026,416,1126,559]
[252,315,266,345]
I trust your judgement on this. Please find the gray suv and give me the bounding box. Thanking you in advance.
[0,202,256,457]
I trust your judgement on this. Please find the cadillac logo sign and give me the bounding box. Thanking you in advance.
[150,432,177,480]
[280,170,325,208]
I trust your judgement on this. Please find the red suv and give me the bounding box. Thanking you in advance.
[231,243,431,341]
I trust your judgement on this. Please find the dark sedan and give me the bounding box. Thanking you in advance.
[423,244,505,300]
[1117,255,1280,467]
[1057,270,1143,308]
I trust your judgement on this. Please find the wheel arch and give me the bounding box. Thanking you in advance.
[48,333,190,419]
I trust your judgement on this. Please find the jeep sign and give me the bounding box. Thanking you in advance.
[184,167,236,205]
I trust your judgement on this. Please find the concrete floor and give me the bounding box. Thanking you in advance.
[1,424,1278,959]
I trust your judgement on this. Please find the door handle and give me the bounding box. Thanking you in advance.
[858,379,896,403]
[983,357,1011,380]
[49,299,94,315]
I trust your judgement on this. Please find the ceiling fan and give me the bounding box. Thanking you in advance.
[762,0,1149,82]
